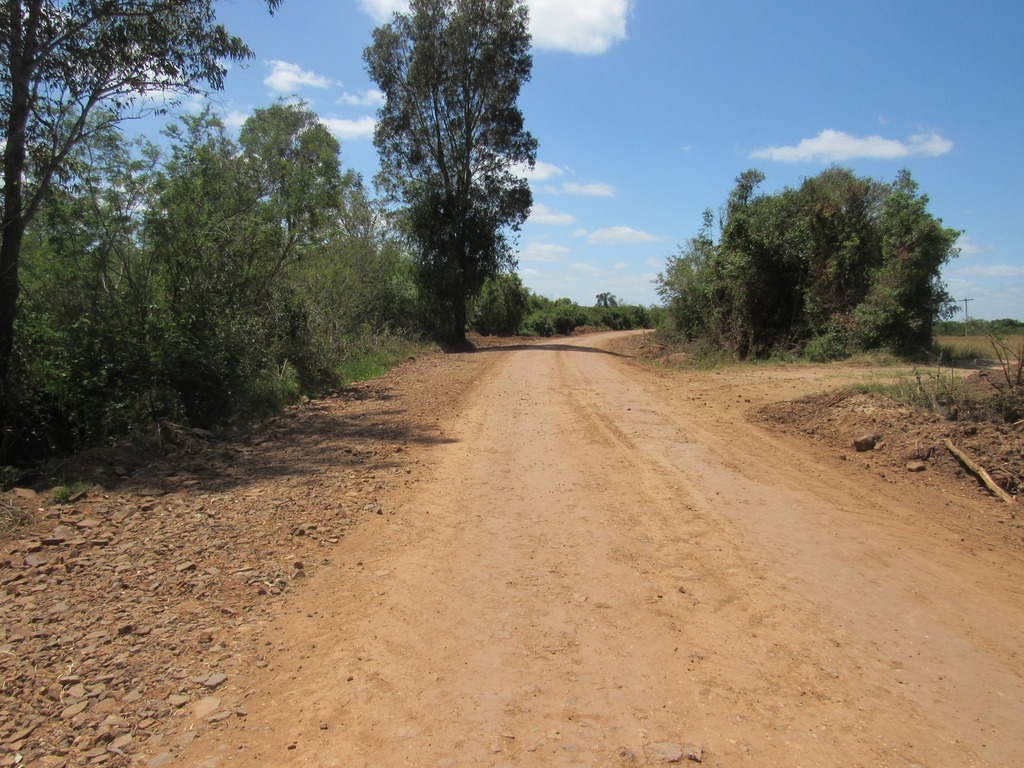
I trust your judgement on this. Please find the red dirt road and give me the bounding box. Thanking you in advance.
[173,331,1024,768]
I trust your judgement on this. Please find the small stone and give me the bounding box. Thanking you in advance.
[203,673,228,690]
[167,694,190,708]
[191,696,221,720]
[110,734,133,750]
[684,743,704,763]
[101,714,130,729]
[206,710,234,723]
[43,526,78,544]
[906,460,927,473]
[644,742,684,764]
[175,561,197,573]
[853,433,878,452]
[147,753,175,768]
[13,487,38,499]
[61,700,89,719]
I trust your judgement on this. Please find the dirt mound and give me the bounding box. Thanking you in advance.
[759,388,1023,504]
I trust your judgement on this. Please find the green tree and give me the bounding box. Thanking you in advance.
[364,0,537,343]
[0,0,281,427]
[658,168,958,359]
[143,105,344,423]
[656,208,715,341]
[238,101,343,283]
[852,170,960,353]
[14,117,159,456]
[470,272,529,335]
[595,292,619,308]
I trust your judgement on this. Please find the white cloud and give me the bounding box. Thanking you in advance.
[264,60,332,93]
[516,160,565,182]
[529,0,631,54]
[529,204,576,226]
[360,0,630,54]
[563,181,615,198]
[955,264,1024,277]
[322,116,377,140]
[222,109,251,130]
[954,233,992,258]
[586,226,664,245]
[518,242,570,263]
[572,261,603,275]
[339,89,386,108]
[750,129,954,163]
[361,0,408,22]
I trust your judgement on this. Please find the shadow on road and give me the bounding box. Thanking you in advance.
[458,342,627,358]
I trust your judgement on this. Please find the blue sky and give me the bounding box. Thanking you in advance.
[200,0,1022,319]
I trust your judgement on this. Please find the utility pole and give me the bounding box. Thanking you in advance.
[961,297,973,336]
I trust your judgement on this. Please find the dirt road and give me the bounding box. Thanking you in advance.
[174,331,1024,768]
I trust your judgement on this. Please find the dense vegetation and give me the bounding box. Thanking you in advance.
[2,101,646,469]
[467,274,651,338]
[0,0,282,426]
[656,167,961,360]
[8,104,417,465]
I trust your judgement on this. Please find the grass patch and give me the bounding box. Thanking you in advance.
[337,337,421,386]
[856,372,955,414]
[933,334,1024,364]
[52,480,90,505]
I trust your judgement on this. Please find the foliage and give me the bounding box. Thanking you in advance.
[521,294,650,337]
[0,0,282,420]
[656,167,960,359]
[469,273,530,336]
[7,104,421,464]
[364,0,537,343]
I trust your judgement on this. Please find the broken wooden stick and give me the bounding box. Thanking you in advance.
[944,439,1016,505]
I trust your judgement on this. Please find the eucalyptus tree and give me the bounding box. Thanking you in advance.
[364,0,537,342]
[0,0,281,420]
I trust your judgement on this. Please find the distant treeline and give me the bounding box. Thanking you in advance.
[468,275,652,338]
[933,318,1024,336]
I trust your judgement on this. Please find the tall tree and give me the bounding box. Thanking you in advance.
[364,0,537,343]
[0,0,281,421]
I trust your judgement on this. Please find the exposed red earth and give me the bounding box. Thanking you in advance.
[3,330,1021,767]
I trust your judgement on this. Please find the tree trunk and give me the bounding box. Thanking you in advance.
[0,0,31,423]
[452,290,468,345]
[0,215,24,403]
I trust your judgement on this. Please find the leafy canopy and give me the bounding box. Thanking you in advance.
[364,0,537,342]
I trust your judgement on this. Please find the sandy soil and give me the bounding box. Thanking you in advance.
[136,330,1023,768]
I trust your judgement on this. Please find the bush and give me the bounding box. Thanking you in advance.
[469,274,530,336]
[655,168,960,360]
[804,323,854,362]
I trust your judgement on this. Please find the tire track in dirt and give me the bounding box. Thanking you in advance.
[171,332,1024,768]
